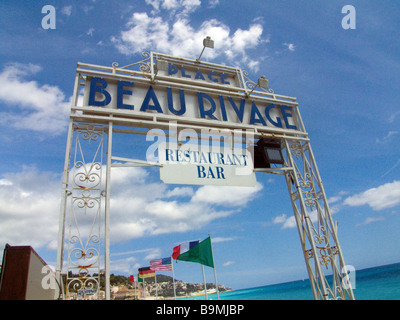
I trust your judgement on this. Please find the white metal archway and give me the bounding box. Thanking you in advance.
[55,52,355,300]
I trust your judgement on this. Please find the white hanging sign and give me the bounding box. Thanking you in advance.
[158,142,257,187]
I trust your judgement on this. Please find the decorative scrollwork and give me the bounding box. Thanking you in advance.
[139,52,151,73]
[112,51,151,74]
[289,142,303,160]
[74,163,102,190]
[305,249,314,259]
[317,246,333,268]
[74,194,95,210]
[303,190,318,209]
[329,246,338,256]
[297,172,312,189]
[66,124,105,299]
[313,244,339,270]
[334,286,344,300]
[78,125,102,142]
[67,276,100,298]
[314,232,328,245]
[69,247,99,266]
[242,70,274,94]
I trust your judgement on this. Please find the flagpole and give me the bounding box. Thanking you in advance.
[171,258,177,300]
[155,272,158,299]
[143,277,146,300]
[201,264,208,300]
[209,235,220,300]
[134,277,137,300]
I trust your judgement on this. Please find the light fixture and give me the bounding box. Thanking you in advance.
[197,36,214,62]
[252,137,284,169]
[246,75,269,97]
[155,59,169,73]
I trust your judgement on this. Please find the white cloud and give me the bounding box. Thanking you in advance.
[389,111,400,123]
[87,28,95,36]
[274,214,296,229]
[111,248,160,257]
[82,5,94,14]
[145,0,201,16]
[382,159,400,178]
[223,260,235,267]
[273,214,288,224]
[0,163,263,253]
[356,216,385,227]
[134,198,234,236]
[326,191,349,214]
[231,24,264,56]
[78,166,261,241]
[110,248,161,273]
[376,131,399,144]
[110,166,149,186]
[343,180,400,211]
[273,210,319,229]
[0,166,61,251]
[212,236,236,243]
[165,187,194,198]
[144,248,162,260]
[328,195,343,204]
[247,60,261,73]
[112,9,265,71]
[110,248,163,274]
[272,181,400,230]
[112,13,169,55]
[283,43,296,52]
[191,183,263,207]
[110,256,139,275]
[208,0,219,8]
[61,6,72,17]
[0,63,70,135]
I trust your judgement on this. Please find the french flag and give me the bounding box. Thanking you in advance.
[172,240,200,260]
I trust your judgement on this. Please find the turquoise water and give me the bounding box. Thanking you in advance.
[178,263,400,300]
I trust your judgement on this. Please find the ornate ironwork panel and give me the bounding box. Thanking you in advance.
[284,139,355,300]
[65,124,106,299]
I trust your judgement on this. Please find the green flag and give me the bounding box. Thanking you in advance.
[177,236,214,268]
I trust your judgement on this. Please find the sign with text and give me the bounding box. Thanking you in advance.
[158,142,257,187]
[82,76,298,132]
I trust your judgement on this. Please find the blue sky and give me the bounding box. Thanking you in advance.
[0,0,400,292]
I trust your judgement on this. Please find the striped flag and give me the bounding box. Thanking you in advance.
[150,257,172,271]
[172,240,200,260]
[138,266,155,278]
[172,237,214,268]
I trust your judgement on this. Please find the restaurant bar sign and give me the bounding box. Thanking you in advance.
[158,142,256,187]
[81,53,301,186]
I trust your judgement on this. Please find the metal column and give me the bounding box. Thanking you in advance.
[57,122,107,300]
[55,72,80,300]
[104,121,113,300]
[283,138,355,300]
[55,118,74,300]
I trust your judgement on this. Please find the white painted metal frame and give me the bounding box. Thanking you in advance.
[56,52,355,300]
[283,139,355,300]
[66,123,105,299]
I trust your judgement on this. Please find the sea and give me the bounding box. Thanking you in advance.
[177,263,400,300]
